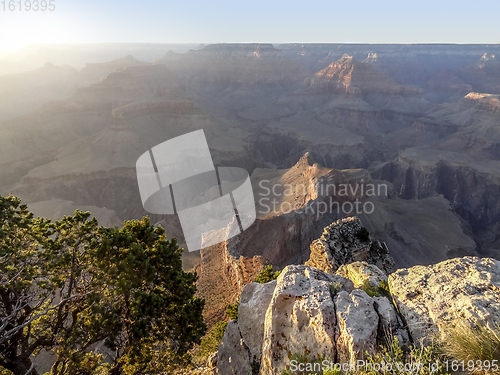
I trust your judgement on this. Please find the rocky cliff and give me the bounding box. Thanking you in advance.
[155,43,308,112]
[214,252,500,374]
[374,91,500,259]
[311,54,423,97]
[194,155,374,326]
[390,256,500,343]
[457,53,500,94]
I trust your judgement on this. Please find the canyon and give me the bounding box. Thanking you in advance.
[0,43,499,327]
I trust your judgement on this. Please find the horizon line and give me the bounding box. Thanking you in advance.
[2,41,500,53]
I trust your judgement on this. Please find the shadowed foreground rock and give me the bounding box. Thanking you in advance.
[238,280,276,364]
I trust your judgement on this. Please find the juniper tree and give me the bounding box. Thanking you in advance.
[0,195,206,375]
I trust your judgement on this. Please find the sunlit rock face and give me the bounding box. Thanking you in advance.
[215,256,500,374]
[389,257,500,343]
[216,263,408,374]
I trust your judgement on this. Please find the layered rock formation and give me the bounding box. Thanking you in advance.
[424,70,473,103]
[358,195,478,267]
[0,43,499,302]
[375,91,500,259]
[185,230,268,326]
[79,54,150,84]
[194,157,373,325]
[220,153,372,267]
[1,46,500,375]
[242,54,431,122]
[155,44,308,112]
[197,182,475,325]
[0,62,80,121]
[0,43,197,76]
[457,53,500,94]
[276,44,499,82]
[311,54,422,96]
[155,44,306,86]
[2,64,254,224]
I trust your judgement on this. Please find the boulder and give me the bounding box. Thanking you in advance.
[306,217,394,274]
[336,261,388,289]
[215,321,253,375]
[336,262,410,349]
[335,289,379,364]
[260,265,354,375]
[389,257,500,343]
[373,296,410,348]
[369,240,395,274]
[238,280,277,363]
[216,263,415,374]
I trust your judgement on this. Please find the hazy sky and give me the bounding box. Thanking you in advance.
[1,0,499,51]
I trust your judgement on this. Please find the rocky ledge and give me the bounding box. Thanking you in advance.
[213,261,409,375]
[211,222,500,374]
[390,256,500,342]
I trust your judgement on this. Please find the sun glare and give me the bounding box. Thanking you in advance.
[0,13,79,52]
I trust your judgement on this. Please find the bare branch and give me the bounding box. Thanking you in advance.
[0,292,89,345]
[24,361,35,375]
[0,268,25,286]
[0,299,30,334]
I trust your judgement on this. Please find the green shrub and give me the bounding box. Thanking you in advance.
[254,265,281,284]
[361,279,380,298]
[226,300,239,320]
[192,321,228,366]
[439,320,500,364]
[281,337,450,375]
[361,336,451,375]
[0,195,206,375]
[360,279,391,299]
[329,281,343,296]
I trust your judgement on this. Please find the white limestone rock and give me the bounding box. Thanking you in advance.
[335,289,379,364]
[260,265,354,375]
[238,280,277,363]
[389,257,500,343]
[215,321,253,375]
